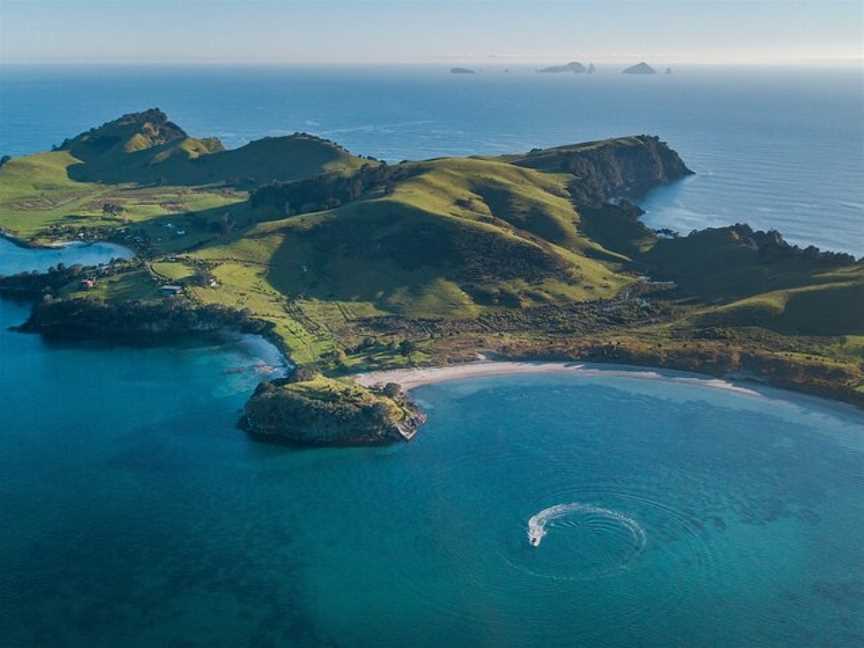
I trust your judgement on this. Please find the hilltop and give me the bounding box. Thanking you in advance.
[0,109,367,242]
[2,109,862,443]
[58,108,365,186]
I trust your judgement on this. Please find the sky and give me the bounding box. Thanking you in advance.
[1,0,862,65]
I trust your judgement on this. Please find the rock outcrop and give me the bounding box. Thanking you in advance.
[57,108,191,159]
[240,374,426,446]
[510,135,693,206]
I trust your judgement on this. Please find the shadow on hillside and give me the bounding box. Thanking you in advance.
[65,137,349,189]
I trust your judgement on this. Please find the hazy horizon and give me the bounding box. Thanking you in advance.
[1,0,862,66]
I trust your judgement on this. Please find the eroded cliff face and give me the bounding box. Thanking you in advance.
[509,135,693,206]
[240,376,426,446]
[17,297,272,341]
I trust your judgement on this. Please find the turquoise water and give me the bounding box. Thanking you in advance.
[1,64,862,254]
[0,238,133,275]
[2,244,864,646]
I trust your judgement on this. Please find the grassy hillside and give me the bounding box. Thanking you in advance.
[178,157,637,361]
[0,149,246,241]
[0,109,366,242]
[68,132,366,187]
[694,269,864,336]
[58,107,366,187]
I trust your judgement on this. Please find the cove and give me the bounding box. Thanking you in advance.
[1,240,863,647]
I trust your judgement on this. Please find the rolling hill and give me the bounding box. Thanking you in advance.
[0,109,367,240]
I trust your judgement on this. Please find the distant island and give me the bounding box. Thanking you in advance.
[450,67,476,74]
[537,62,586,74]
[1,109,862,445]
[623,62,657,74]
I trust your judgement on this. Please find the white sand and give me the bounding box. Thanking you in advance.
[357,361,590,390]
[354,360,764,396]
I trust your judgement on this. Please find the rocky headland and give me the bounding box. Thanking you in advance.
[240,372,426,445]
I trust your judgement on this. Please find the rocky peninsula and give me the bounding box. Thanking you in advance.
[240,371,426,445]
[2,109,862,445]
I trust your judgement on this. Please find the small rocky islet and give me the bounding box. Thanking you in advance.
[537,61,587,74]
[1,109,862,446]
[623,62,658,74]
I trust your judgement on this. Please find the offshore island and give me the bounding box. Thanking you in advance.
[1,109,862,445]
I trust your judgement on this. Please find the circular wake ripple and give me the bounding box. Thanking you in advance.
[521,503,647,580]
[380,485,723,637]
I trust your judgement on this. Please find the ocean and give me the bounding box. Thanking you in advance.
[0,64,862,254]
[1,66,864,647]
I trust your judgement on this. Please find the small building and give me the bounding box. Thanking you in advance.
[80,279,96,290]
[159,285,183,296]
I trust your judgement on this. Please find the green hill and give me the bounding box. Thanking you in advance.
[184,157,638,356]
[0,109,366,241]
[58,108,365,186]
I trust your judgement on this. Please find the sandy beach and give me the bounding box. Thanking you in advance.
[354,360,767,397]
[354,361,588,391]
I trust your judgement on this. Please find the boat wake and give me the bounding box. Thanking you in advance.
[527,503,646,551]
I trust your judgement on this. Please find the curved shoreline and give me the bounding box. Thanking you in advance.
[0,230,61,250]
[356,360,761,393]
[353,360,864,418]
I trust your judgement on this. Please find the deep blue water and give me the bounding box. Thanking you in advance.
[1,240,864,647]
[0,64,862,254]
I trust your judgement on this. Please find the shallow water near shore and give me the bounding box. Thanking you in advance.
[0,236,133,274]
[2,240,864,646]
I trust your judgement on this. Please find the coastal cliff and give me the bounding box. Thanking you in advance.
[508,135,693,206]
[240,373,426,445]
